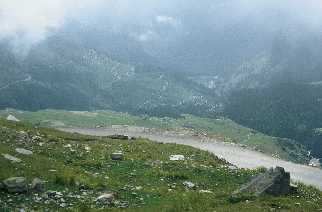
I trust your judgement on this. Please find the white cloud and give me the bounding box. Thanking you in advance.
[156,15,181,28]
[136,30,158,42]
[0,0,105,54]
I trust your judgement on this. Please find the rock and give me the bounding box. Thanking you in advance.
[3,177,28,193]
[84,146,91,151]
[2,154,22,163]
[6,115,20,122]
[230,167,291,202]
[31,178,45,192]
[111,152,124,161]
[17,131,30,142]
[199,190,213,194]
[228,165,238,171]
[46,191,63,199]
[309,158,321,168]
[108,135,130,140]
[95,193,116,204]
[169,155,185,161]
[15,148,33,155]
[183,181,195,189]
[135,186,143,191]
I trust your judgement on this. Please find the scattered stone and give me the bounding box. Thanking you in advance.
[169,155,185,161]
[60,203,67,208]
[31,178,45,192]
[230,167,291,202]
[111,152,124,161]
[309,158,321,168]
[84,146,91,151]
[6,115,20,122]
[199,190,213,194]
[108,135,130,140]
[3,177,28,193]
[2,154,22,163]
[95,193,116,204]
[228,165,238,171]
[135,186,143,191]
[15,148,33,155]
[183,181,195,189]
[46,191,63,199]
[17,131,30,142]
[31,136,42,142]
[64,144,72,148]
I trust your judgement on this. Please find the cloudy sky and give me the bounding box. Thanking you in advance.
[1,0,322,54]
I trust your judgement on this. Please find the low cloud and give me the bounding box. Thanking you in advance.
[156,15,181,28]
[0,0,104,54]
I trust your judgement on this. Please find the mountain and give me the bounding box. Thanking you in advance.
[1,1,322,159]
[0,33,220,118]
[224,33,322,158]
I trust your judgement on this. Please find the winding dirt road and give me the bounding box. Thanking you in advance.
[60,126,322,190]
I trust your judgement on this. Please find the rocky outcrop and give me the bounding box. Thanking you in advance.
[231,167,291,202]
[2,177,28,193]
[6,115,20,122]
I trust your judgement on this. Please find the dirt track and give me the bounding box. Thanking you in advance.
[60,126,322,190]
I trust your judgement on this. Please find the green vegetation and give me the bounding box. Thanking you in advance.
[226,82,322,158]
[0,119,321,211]
[0,109,309,164]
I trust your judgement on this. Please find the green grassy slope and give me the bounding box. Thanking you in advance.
[0,119,321,211]
[0,109,309,164]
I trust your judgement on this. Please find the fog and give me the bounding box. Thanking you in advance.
[1,0,322,55]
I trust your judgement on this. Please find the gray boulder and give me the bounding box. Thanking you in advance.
[15,148,33,155]
[231,167,291,202]
[2,154,22,163]
[95,193,116,204]
[6,115,20,122]
[0,182,4,190]
[111,152,124,161]
[31,178,45,192]
[3,177,28,193]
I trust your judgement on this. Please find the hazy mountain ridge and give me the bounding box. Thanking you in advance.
[0,33,220,117]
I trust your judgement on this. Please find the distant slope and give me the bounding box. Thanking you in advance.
[0,36,220,117]
[0,109,310,164]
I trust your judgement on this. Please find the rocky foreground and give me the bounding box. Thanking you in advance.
[0,119,322,211]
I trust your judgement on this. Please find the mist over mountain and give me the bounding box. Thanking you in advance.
[1,0,322,157]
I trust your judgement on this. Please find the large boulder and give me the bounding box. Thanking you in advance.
[231,167,291,202]
[3,177,28,193]
[6,115,20,122]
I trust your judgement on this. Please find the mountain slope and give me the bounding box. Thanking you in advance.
[0,35,220,117]
[1,118,322,211]
[0,109,310,164]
